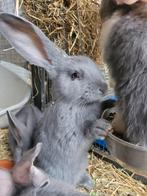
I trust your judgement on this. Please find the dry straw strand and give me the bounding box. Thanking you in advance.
[23,0,102,64]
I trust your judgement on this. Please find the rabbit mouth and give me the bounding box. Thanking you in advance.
[79,89,105,105]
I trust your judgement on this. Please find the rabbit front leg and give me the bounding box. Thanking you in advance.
[78,119,111,190]
[84,118,111,140]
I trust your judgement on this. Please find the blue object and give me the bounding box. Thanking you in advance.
[103,94,118,101]
[95,139,107,150]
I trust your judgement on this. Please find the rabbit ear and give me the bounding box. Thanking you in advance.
[30,166,50,188]
[0,13,67,73]
[12,143,42,186]
[7,111,23,147]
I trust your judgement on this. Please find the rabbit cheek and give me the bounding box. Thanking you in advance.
[54,75,80,101]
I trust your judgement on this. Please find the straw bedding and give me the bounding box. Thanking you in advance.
[22,0,103,64]
[0,128,12,160]
[22,0,112,87]
[88,153,147,195]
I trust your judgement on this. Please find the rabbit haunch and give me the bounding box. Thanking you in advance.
[0,13,110,189]
[100,1,147,146]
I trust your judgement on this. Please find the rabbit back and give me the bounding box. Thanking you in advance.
[102,3,147,145]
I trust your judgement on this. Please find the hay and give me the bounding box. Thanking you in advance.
[88,153,147,196]
[22,0,103,65]
[0,129,12,160]
[22,0,113,90]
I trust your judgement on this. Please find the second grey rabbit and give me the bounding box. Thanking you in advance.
[100,0,147,146]
[0,143,88,196]
[0,13,111,190]
[7,104,43,162]
[0,143,50,196]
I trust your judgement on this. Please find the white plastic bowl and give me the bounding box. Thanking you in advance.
[0,61,31,128]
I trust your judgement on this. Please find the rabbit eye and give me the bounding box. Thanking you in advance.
[71,71,80,80]
[99,88,104,94]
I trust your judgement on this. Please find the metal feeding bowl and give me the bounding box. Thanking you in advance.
[106,132,147,177]
[96,94,147,178]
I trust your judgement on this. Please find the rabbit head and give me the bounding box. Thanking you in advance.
[12,143,50,188]
[0,143,49,196]
[51,56,107,104]
[0,13,107,105]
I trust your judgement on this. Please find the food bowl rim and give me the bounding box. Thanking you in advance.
[107,132,147,152]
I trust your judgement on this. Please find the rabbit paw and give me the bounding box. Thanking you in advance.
[77,173,94,191]
[92,118,111,139]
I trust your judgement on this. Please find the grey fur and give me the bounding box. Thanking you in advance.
[7,104,43,162]
[18,178,89,196]
[100,0,118,21]
[100,0,129,21]
[0,143,89,196]
[100,1,147,146]
[0,13,111,189]
[33,57,110,188]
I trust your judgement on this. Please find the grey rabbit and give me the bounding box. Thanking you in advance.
[0,13,111,190]
[0,143,50,196]
[0,143,88,196]
[7,104,43,163]
[100,0,147,146]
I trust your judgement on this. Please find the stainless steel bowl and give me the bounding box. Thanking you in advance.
[106,132,147,177]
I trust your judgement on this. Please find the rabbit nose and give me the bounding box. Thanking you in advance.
[98,82,108,94]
